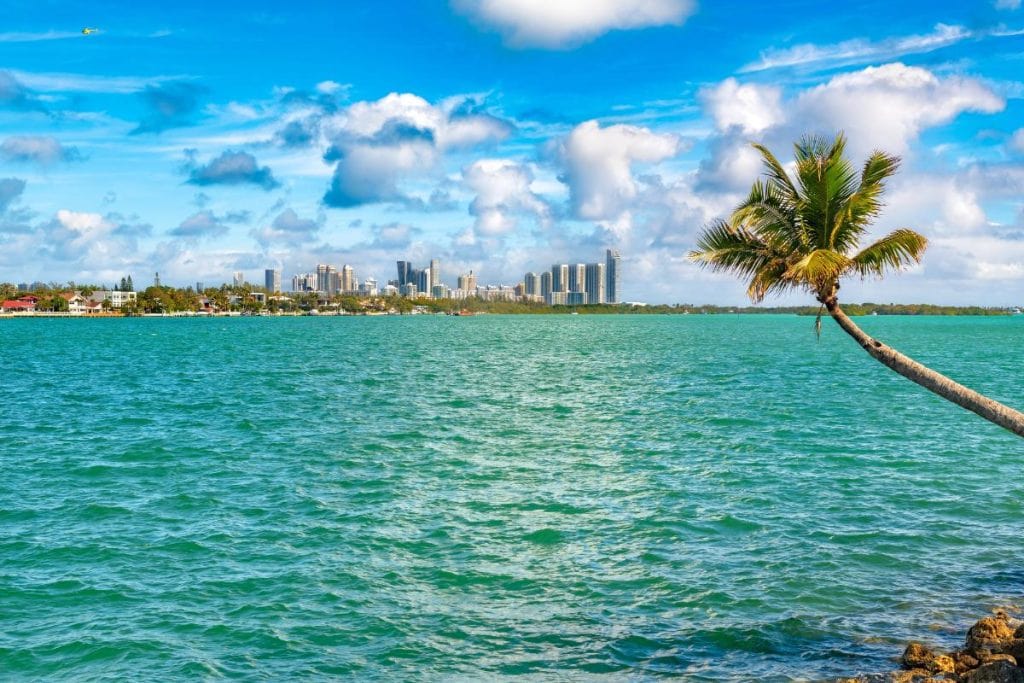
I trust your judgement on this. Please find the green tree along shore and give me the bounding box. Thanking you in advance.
[1,281,1015,316]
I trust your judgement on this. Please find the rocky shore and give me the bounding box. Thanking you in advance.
[841,612,1024,682]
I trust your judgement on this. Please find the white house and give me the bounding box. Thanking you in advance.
[89,290,138,309]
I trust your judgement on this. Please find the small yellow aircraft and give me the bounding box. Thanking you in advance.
[81,27,99,35]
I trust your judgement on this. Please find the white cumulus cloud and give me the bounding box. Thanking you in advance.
[451,0,695,48]
[701,78,783,134]
[464,159,550,236]
[322,92,512,207]
[558,120,680,222]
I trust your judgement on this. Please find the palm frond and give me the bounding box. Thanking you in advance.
[782,248,852,287]
[689,220,770,277]
[731,180,806,251]
[851,229,928,277]
[833,151,902,253]
[751,142,800,200]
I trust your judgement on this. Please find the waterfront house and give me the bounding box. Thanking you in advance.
[61,292,89,314]
[2,299,36,313]
[88,290,137,309]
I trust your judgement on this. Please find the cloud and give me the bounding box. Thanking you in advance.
[315,80,348,96]
[463,159,550,236]
[700,78,783,134]
[556,120,680,221]
[1010,129,1024,153]
[186,150,281,190]
[35,210,150,268]
[741,23,971,73]
[451,0,695,48]
[0,70,46,112]
[131,82,206,134]
[697,64,1004,195]
[0,178,26,211]
[10,70,185,95]
[995,0,1021,9]
[794,64,1003,156]
[0,31,82,43]
[322,92,512,208]
[251,208,320,246]
[369,222,419,249]
[0,136,82,164]
[169,210,231,240]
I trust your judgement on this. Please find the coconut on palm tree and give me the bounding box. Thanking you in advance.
[690,133,1024,438]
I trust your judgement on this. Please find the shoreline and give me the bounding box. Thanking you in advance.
[842,611,1024,682]
[1,308,1020,320]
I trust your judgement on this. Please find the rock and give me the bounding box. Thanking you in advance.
[888,669,947,683]
[904,642,938,669]
[1006,641,1024,662]
[963,660,1024,683]
[954,651,981,674]
[977,654,1017,667]
[929,654,956,675]
[967,617,1017,654]
[1015,625,1024,640]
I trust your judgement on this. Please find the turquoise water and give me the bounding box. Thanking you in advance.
[2,315,1022,681]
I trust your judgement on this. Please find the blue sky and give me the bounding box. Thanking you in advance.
[1,0,1023,303]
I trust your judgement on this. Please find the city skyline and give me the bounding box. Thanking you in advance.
[0,2,1022,304]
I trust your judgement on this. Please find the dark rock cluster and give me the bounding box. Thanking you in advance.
[840,613,1024,683]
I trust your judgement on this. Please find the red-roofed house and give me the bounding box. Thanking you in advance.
[2,299,36,313]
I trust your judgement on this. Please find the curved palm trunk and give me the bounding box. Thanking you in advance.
[825,301,1024,438]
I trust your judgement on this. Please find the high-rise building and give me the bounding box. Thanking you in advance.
[540,272,552,298]
[523,272,541,296]
[341,265,354,293]
[154,272,161,287]
[315,264,330,292]
[233,271,245,287]
[585,262,606,304]
[430,258,440,288]
[552,264,569,293]
[265,268,281,293]
[397,261,412,287]
[196,281,204,293]
[569,263,586,294]
[606,249,621,304]
[458,270,477,292]
[417,268,430,296]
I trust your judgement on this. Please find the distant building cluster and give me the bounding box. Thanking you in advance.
[526,249,621,305]
[285,264,378,298]
[268,249,621,304]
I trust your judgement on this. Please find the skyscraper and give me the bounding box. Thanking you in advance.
[265,268,281,293]
[458,270,477,293]
[523,272,540,296]
[540,271,552,298]
[417,268,430,296]
[569,263,586,294]
[397,261,412,287]
[233,271,245,287]
[606,249,621,303]
[430,258,440,288]
[585,262,606,304]
[154,272,161,287]
[552,264,569,293]
[316,264,330,293]
[341,265,354,293]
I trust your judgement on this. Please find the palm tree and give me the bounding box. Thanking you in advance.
[690,133,1024,438]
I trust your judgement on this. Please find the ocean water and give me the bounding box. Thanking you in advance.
[1,314,1022,681]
